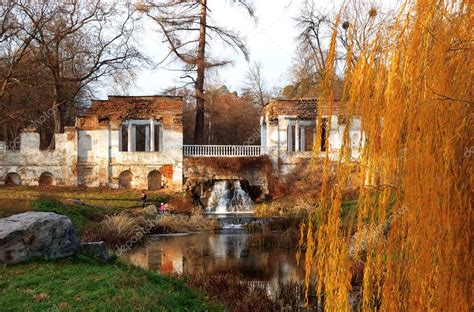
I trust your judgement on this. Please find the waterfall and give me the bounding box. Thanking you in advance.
[206,180,253,214]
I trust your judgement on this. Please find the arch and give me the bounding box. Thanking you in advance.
[118,170,133,189]
[39,172,55,187]
[148,170,162,191]
[81,134,92,151]
[351,133,360,148]
[4,172,21,186]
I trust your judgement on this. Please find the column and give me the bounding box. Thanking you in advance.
[265,115,270,154]
[300,125,305,152]
[287,123,293,152]
[145,124,150,152]
[127,121,132,152]
[150,119,155,152]
[295,120,300,152]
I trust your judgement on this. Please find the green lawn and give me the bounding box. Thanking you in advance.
[0,186,173,210]
[0,197,117,232]
[0,186,180,232]
[0,257,222,312]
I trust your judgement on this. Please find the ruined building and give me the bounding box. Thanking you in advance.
[0,96,362,193]
[0,96,183,189]
[261,98,362,175]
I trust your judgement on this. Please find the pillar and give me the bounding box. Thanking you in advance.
[295,120,300,152]
[127,121,132,152]
[150,119,155,152]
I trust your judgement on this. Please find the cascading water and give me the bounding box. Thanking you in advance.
[206,180,253,214]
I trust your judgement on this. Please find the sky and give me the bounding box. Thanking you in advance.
[102,0,343,98]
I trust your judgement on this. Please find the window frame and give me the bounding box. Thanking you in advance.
[119,119,163,152]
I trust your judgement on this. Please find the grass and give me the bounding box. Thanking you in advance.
[33,199,110,232]
[0,256,222,312]
[0,186,173,209]
[0,187,218,251]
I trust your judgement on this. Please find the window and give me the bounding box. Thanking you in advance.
[120,124,128,152]
[287,121,316,152]
[287,125,296,152]
[338,115,347,125]
[135,124,149,152]
[120,120,162,152]
[320,118,328,151]
[303,126,315,151]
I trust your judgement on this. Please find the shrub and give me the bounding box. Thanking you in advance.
[82,213,144,249]
[151,211,218,234]
[167,193,195,215]
[186,273,277,312]
[186,273,319,311]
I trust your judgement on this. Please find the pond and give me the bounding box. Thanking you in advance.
[121,229,306,292]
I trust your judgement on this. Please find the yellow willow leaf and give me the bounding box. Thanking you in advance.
[301,0,472,310]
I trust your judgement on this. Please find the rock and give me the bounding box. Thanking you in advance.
[144,204,158,215]
[0,212,80,265]
[79,241,109,262]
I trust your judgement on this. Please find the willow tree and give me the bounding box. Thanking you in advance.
[140,0,255,144]
[300,0,472,310]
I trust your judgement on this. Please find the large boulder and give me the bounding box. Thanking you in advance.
[0,212,80,265]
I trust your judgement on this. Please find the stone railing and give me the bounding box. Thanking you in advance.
[183,145,266,157]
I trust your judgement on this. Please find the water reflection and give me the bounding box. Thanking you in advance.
[121,230,305,289]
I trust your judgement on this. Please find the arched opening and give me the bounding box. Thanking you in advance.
[351,133,360,148]
[148,170,162,191]
[79,134,92,161]
[118,170,133,189]
[82,134,92,151]
[39,172,55,187]
[4,172,21,186]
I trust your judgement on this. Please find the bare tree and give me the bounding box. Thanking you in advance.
[0,1,55,148]
[337,1,394,62]
[289,0,391,99]
[296,1,332,80]
[242,61,269,108]
[0,1,49,103]
[139,0,255,144]
[17,0,142,148]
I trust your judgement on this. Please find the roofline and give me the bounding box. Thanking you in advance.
[264,97,344,106]
[91,95,184,101]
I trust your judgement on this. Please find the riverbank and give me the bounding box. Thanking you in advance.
[0,187,213,248]
[0,256,221,311]
[0,186,360,310]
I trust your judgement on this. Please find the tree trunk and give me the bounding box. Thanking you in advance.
[193,0,207,145]
[48,83,62,150]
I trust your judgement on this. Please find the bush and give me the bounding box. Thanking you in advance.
[151,211,218,234]
[82,213,145,249]
[186,273,319,311]
[186,273,277,312]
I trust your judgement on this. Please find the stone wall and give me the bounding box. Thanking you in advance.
[0,128,77,187]
[261,98,363,177]
[0,96,184,190]
[182,156,272,205]
[76,127,182,189]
